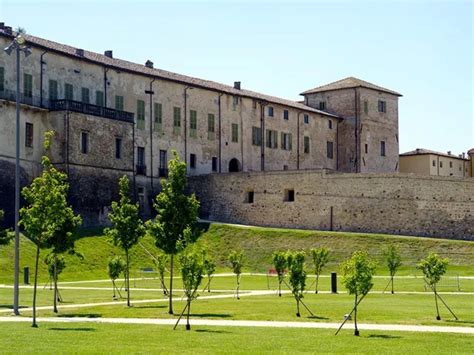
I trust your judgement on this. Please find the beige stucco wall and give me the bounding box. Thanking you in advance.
[400,154,470,178]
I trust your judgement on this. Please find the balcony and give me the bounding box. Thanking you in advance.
[158,168,168,178]
[50,99,134,123]
[136,165,147,176]
[0,89,42,107]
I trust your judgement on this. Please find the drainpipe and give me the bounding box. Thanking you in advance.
[260,101,267,171]
[336,118,339,171]
[146,79,155,194]
[218,93,223,173]
[296,112,300,170]
[437,156,439,176]
[132,118,136,201]
[354,88,359,173]
[39,50,47,108]
[103,67,109,108]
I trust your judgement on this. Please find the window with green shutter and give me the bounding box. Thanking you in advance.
[154,103,162,132]
[173,107,181,135]
[231,123,239,143]
[49,80,58,101]
[304,136,310,154]
[137,100,145,129]
[81,87,90,104]
[115,95,124,111]
[281,132,292,151]
[207,113,215,140]
[65,83,74,100]
[0,67,4,92]
[252,127,262,146]
[95,90,104,107]
[23,73,33,98]
[189,110,197,138]
[266,129,277,149]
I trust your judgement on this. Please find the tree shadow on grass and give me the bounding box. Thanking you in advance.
[49,327,96,332]
[133,305,167,309]
[0,304,28,309]
[307,315,329,320]
[446,319,474,325]
[368,334,402,339]
[189,313,232,318]
[57,313,102,318]
[195,329,231,334]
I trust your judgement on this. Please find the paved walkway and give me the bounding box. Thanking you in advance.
[0,316,472,334]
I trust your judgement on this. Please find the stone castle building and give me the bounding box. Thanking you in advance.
[0,26,403,225]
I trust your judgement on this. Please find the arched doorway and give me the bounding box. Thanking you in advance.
[229,158,241,172]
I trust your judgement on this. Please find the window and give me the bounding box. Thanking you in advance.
[304,114,309,124]
[284,189,295,202]
[115,95,124,111]
[380,141,386,156]
[190,153,196,169]
[440,161,443,168]
[25,123,33,148]
[364,100,368,114]
[378,100,386,113]
[137,147,145,175]
[232,96,239,108]
[65,83,74,100]
[304,136,310,154]
[212,157,218,172]
[266,129,278,149]
[190,110,197,138]
[81,87,90,103]
[327,141,334,159]
[365,144,368,154]
[328,120,333,129]
[208,114,215,140]
[449,161,453,168]
[281,133,292,151]
[154,103,162,131]
[23,73,33,98]
[252,127,262,146]
[319,101,326,110]
[231,123,239,143]
[159,150,167,177]
[115,138,122,159]
[49,80,58,101]
[432,160,436,167]
[0,67,4,91]
[268,106,274,117]
[245,190,254,204]
[173,107,181,134]
[137,100,145,129]
[283,110,289,120]
[95,90,104,107]
[81,132,89,154]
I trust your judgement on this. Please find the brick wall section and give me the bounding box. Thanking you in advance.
[188,170,474,240]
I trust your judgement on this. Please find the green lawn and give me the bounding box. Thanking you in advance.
[0,321,472,354]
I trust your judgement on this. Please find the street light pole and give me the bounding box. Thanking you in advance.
[4,34,31,316]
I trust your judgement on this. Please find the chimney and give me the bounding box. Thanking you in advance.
[462,152,466,159]
[75,48,84,57]
[104,50,113,58]
[4,26,12,35]
[234,81,241,90]
[447,151,451,155]
[145,60,154,69]
[416,148,421,154]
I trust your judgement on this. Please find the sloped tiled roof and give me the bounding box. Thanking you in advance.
[400,148,469,160]
[300,77,402,97]
[0,30,340,118]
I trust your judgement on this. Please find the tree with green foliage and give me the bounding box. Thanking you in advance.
[228,250,244,300]
[417,253,455,320]
[203,253,216,293]
[310,247,330,294]
[384,244,402,294]
[174,247,205,331]
[286,251,309,317]
[20,131,81,327]
[44,254,66,302]
[0,210,13,246]
[154,250,169,296]
[105,175,145,307]
[108,256,126,299]
[272,251,287,297]
[340,251,377,336]
[146,151,200,314]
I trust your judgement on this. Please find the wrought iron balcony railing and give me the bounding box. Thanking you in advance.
[158,168,168,178]
[49,99,134,123]
[136,165,147,176]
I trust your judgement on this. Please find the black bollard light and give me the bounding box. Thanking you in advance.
[23,266,30,285]
[331,272,337,294]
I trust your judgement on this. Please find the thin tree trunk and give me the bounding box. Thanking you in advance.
[354,294,359,336]
[236,274,240,300]
[112,279,116,298]
[169,254,174,314]
[186,299,191,331]
[32,245,40,328]
[434,284,441,320]
[315,274,320,294]
[126,250,130,307]
[278,279,282,297]
[53,255,58,313]
[391,274,394,294]
[296,297,301,317]
[208,276,211,292]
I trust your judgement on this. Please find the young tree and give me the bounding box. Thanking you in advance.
[310,247,330,294]
[108,256,126,299]
[203,253,216,293]
[272,251,287,297]
[340,251,377,336]
[0,210,13,246]
[286,251,308,317]
[20,131,81,327]
[417,253,450,320]
[228,250,244,300]
[175,248,205,330]
[384,244,402,294]
[105,175,145,307]
[154,251,169,296]
[146,151,200,314]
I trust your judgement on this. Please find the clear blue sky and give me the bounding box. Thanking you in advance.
[1,0,472,154]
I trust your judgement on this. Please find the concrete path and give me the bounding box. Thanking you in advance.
[0,316,472,334]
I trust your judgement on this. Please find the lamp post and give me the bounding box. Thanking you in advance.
[4,34,31,316]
